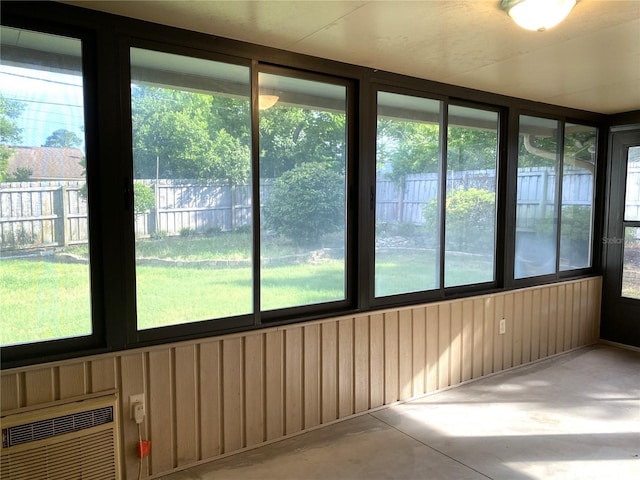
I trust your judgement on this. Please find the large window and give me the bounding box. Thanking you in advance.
[374,92,499,297]
[259,72,348,311]
[1,27,92,346]
[130,48,252,330]
[515,116,597,279]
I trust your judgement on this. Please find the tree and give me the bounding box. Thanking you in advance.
[131,85,251,183]
[0,95,24,182]
[43,128,83,148]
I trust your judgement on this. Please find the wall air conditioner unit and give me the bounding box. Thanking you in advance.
[1,393,121,480]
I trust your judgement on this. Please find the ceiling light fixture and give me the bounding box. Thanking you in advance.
[500,0,577,32]
[258,95,279,110]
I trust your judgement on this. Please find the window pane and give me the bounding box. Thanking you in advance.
[624,146,640,221]
[130,48,252,329]
[375,92,441,297]
[1,27,91,345]
[622,227,640,299]
[445,106,498,287]
[515,116,559,279]
[259,73,347,310]
[559,124,597,270]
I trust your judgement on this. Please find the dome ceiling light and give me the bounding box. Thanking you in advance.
[500,0,577,31]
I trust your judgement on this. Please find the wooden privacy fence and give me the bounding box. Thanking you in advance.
[2,165,639,250]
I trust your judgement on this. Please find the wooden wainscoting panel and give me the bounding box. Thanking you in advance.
[303,324,321,428]
[531,289,542,361]
[265,330,284,440]
[354,316,370,414]
[472,298,484,379]
[244,334,264,447]
[384,311,399,404]
[492,295,504,373]
[90,357,116,393]
[175,345,198,466]
[563,283,574,351]
[58,363,87,399]
[450,301,462,386]
[24,368,54,405]
[222,338,243,453]
[147,349,174,474]
[522,290,533,364]
[1,373,20,411]
[285,327,303,434]
[556,284,567,353]
[199,340,221,459]
[338,318,354,418]
[503,293,514,370]
[119,353,146,480]
[369,314,385,408]
[548,286,558,356]
[461,300,473,383]
[398,310,413,401]
[482,298,494,376]
[412,307,426,395]
[321,322,338,423]
[426,305,439,392]
[438,303,451,389]
[512,291,524,367]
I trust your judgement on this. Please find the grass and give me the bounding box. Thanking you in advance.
[2,234,495,345]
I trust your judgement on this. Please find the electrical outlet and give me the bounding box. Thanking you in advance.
[499,319,506,335]
[130,393,145,420]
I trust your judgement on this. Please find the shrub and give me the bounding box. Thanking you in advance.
[423,187,495,254]
[133,182,155,214]
[263,162,344,246]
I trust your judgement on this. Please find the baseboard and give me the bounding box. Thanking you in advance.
[599,339,640,352]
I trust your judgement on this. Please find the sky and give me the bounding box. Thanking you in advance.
[1,64,85,151]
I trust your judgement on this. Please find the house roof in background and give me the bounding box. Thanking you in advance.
[7,147,85,180]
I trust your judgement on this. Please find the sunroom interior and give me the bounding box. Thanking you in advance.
[1,1,639,479]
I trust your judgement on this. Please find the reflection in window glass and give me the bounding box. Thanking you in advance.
[560,124,597,270]
[0,27,91,345]
[259,73,347,310]
[622,227,640,299]
[130,48,252,329]
[515,116,559,279]
[375,92,441,297]
[624,146,640,222]
[445,106,498,287]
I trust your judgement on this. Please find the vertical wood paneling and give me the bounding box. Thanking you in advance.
[244,334,264,447]
[531,289,541,361]
[556,284,566,353]
[472,299,484,378]
[461,300,473,382]
[539,288,550,358]
[512,291,524,367]
[0,277,603,480]
[426,306,439,392]
[564,283,574,351]
[522,291,532,363]
[148,350,173,474]
[438,303,451,389]
[120,353,145,479]
[24,369,54,405]
[303,325,321,428]
[503,294,514,370]
[90,358,116,393]
[398,310,413,400]
[450,302,462,386]
[384,312,399,404]
[321,322,338,423]
[369,314,385,408]
[1,373,20,411]
[493,295,504,373]
[199,341,221,458]
[354,317,370,413]
[548,286,558,355]
[58,363,86,399]
[265,331,284,441]
[412,308,426,395]
[175,345,197,466]
[482,298,494,376]
[285,328,303,434]
[338,318,353,418]
[222,338,243,452]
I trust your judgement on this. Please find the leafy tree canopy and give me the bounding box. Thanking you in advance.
[0,95,24,182]
[43,128,83,148]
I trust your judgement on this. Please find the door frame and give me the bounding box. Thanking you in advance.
[601,126,640,347]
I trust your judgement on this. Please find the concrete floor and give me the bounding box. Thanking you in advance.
[161,345,640,480]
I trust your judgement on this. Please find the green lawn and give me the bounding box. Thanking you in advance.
[2,235,494,345]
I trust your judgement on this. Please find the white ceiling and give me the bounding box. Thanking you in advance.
[64,0,640,114]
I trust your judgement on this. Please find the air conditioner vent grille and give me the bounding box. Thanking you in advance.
[2,406,113,448]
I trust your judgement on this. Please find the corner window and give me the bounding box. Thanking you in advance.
[1,27,92,346]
